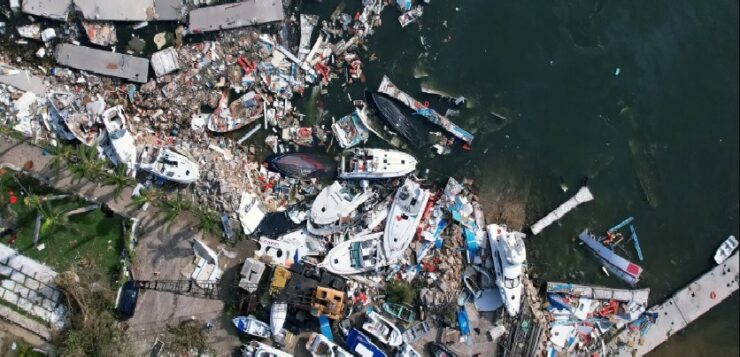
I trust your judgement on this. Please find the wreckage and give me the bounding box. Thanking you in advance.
[102,106,137,168]
[138,147,200,184]
[366,91,426,147]
[383,178,430,261]
[267,153,336,179]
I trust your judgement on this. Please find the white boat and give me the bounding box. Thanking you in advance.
[102,106,137,168]
[383,179,430,261]
[715,235,738,264]
[362,308,403,347]
[396,343,421,357]
[487,224,526,316]
[339,148,417,179]
[319,233,386,275]
[310,181,372,225]
[331,110,370,148]
[233,315,271,338]
[270,302,287,338]
[242,341,293,357]
[138,146,200,184]
[238,192,266,235]
[48,91,105,146]
[306,332,352,357]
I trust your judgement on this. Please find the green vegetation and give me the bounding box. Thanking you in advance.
[165,320,214,356]
[102,165,137,201]
[386,280,415,306]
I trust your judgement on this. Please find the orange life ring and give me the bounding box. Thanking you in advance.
[710,291,716,299]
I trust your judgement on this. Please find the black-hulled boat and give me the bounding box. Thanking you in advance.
[266,153,336,179]
[366,91,426,147]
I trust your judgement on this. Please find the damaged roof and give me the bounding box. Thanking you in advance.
[54,44,149,83]
[187,0,285,34]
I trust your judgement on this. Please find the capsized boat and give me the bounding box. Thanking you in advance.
[270,302,287,337]
[319,233,386,275]
[48,91,105,146]
[345,329,387,357]
[233,315,271,338]
[362,308,403,347]
[715,235,738,264]
[339,148,417,180]
[306,332,352,357]
[382,303,416,323]
[365,92,425,147]
[238,192,266,235]
[208,90,263,132]
[242,341,293,357]
[267,152,337,179]
[578,229,642,286]
[383,179,430,261]
[332,110,370,148]
[102,106,137,168]
[487,224,526,316]
[310,181,372,226]
[138,146,200,184]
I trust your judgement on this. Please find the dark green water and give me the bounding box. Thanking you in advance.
[304,0,739,355]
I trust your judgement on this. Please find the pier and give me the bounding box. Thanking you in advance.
[607,252,739,356]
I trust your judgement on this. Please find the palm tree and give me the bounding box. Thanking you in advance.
[126,187,163,210]
[102,165,136,201]
[36,201,78,239]
[193,207,221,236]
[47,144,76,175]
[70,145,107,183]
[161,192,191,227]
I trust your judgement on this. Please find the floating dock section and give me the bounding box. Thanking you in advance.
[54,44,149,83]
[21,0,181,21]
[607,252,739,356]
[530,186,594,235]
[187,0,285,34]
[547,282,649,305]
[377,76,474,144]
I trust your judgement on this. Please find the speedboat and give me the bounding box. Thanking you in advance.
[102,106,137,168]
[138,146,200,184]
[48,91,105,146]
[309,181,372,226]
[319,233,386,275]
[339,148,417,180]
[270,302,287,338]
[362,308,402,347]
[715,235,738,264]
[487,224,526,316]
[345,329,386,357]
[208,90,263,133]
[365,92,425,147]
[233,315,271,338]
[383,179,430,261]
[382,303,416,323]
[241,341,292,357]
[266,152,337,179]
[306,332,352,357]
[238,192,266,235]
[578,229,642,286]
[332,110,370,148]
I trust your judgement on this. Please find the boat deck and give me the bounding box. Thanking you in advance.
[607,252,739,356]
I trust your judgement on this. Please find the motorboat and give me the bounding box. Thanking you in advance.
[365,91,425,147]
[270,302,287,338]
[715,235,738,264]
[309,181,372,226]
[362,307,403,347]
[396,343,422,357]
[427,342,457,357]
[238,192,266,235]
[102,106,137,168]
[383,179,430,261]
[382,303,416,323]
[233,315,271,338]
[487,224,526,316]
[306,332,352,357]
[332,110,370,148]
[319,233,386,275]
[339,148,417,180]
[208,90,263,132]
[48,91,105,146]
[138,146,200,184]
[345,329,387,357]
[255,230,325,268]
[241,341,292,357]
[402,321,430,344]
[266,152,337,179]
[578,229,642,286]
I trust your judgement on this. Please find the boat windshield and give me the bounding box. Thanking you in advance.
[350,242,363,268]
[504,277,520,289]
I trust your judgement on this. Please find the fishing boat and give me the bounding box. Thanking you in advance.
[270,302,287,337]
[487,224,526,316]
[138,146,200,184]
[331,110,370,148]
[102,106,137,168]
[266,152,337,179]
[578,229,643,286]
[339,148,418,180]
[238,192,266,235]
[382,303,416,323]
[362,308,403,347]
[48,91,105,146]
[242,341,293,357]
[232,315,271,338]
[365,92,425,147]
[309,181,372,225]
[383,179,430,261]
[207,90,263,132]
[396,343,422,357]
[320,233,386,275]
[714,235,738,264]
[306,332,352,357]
[345,329,387,357]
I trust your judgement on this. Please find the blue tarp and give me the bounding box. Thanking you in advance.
[457,308,470,335]
[319,315,333,342]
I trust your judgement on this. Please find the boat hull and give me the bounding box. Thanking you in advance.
[267,153,337,179]
[366,91,425,147]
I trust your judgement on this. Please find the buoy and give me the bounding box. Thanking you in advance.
[423,100,430,107]
[710,291,716,299]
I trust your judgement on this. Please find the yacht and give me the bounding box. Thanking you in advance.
[487,224,526,316]
[138,146,200,184]
[319,233,386,275]
[383,179,430,261]
[102,106,137,168]
[309,181,372,226]
[339,148,417,179]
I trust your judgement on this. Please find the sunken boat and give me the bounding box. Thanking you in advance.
[365,91,426,147]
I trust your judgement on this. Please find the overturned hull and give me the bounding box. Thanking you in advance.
[266,153,337,179]
[579,230,643,286]
[366,91,425,147]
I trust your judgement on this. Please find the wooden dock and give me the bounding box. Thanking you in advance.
[607,252,739,356]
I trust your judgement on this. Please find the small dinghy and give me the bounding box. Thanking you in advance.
[233,315,271,338]
[578,229,642,286]
[238,192,266,235]
[715,235,738,264]
[306,332,352,357]
[138,146,200,184]
[320,233,386,275]
[383,179,430,261]
[362,308,403,347]
[339,148,417,180]
[102,105,137,168]
[332,110,370,148]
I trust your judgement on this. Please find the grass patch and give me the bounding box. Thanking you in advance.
[1,169,124,283]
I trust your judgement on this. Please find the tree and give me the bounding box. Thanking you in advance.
[102,165,136,201]
[69,145,106,183]
[126,187,163,210]
[161,191,191,227]
[35,201,78,239]
[193,207,221,237]
[165,320,213,356]
[47,144,76,175]
[386,280,415,306]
